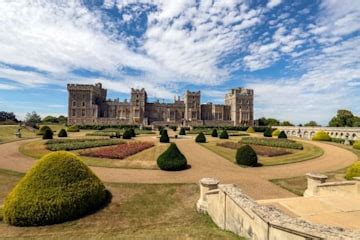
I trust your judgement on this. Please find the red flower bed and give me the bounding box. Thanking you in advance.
[81,142,154,159]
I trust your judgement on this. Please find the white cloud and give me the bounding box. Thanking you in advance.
[267,0,282,9]
[0,83,20,90]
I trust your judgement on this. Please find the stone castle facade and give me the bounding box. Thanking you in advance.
[67,83,254,126]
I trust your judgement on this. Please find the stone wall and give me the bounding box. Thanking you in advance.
[197,178,359,240]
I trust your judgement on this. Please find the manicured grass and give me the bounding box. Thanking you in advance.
[0,125,37,143]
[201,141,323,166]
[19,140,168,169]
[46,138,123,151]
[0,169,242,239]
[270,142,360,196]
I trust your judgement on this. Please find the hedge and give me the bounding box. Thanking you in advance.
[241,137,303,150]
[46,139,122,151]
[160,129,170,143]
[263,128,273,137]
[157,143,187,171]
[129,128,136,138]
[312,131,331,141]
[354,141,360,150]
[37,125,52,135]
[236,145,258,167]
[76,124,139,130]
[122,130,132,139]
[219,130,229,139]
[195,132,206,143]
[278,131,287,139]
[67,125,80,132]
[211,129,218,137]
[192,126,248,131]
[42,129,53,140]
[246,127,255,133]
[345,162,360,180]
[57,129,68,138]
[3,151,108,226]
[272,129,281,137]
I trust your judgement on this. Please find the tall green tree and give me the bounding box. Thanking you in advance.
[329,109,357,127]
[25,111,41,127]
[280,121,294,126]
[304,121,319,127]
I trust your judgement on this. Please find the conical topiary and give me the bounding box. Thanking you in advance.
[246,127,255,133]
[263,128,273,137]
[236,145,258,167]
[122,129,132,139]
[58,129,68,138]
[160,129,170,143]
[272,129,281,137]
[278,131,287,139]
[37,125,52,135]
[3,151,108,226]
[179,128,186,135]
[219,130,229,139]
[195,132,206,143]
[129,128,136,138]
[157,143,187,171]
[42,129,53,139]
[211,129,218,137]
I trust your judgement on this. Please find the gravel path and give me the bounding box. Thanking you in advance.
[0,138,357,200]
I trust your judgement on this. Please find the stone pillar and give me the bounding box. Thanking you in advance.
[196,178,219,213]
[304,173,328,197]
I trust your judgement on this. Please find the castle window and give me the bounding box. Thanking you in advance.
[82,109,85,117]
[82,102,85,107]
[72,101,76,107]
[72,109,76,117]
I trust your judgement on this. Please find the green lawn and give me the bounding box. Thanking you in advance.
[19,140,168,169]
[0,125,37,143]
[271,142,360,196]
[0,169,242,239]
[200,140,323,166]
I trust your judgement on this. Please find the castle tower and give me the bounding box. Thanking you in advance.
[184,90,201,121]
[225,88,254,126]
[130,88,147,124]
[67,83,106,125]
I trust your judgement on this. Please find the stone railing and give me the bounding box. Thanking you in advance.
[197,178,359,240]
[304,173,360,197]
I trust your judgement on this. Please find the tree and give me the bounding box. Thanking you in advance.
[256,117,280,126]
[329,109,358,127]
[42,116,59,124]
[58,115,68,124]
[25,111,41,127]
[304,121,319,127]
[0,111,18,123]
[280,121,294,126]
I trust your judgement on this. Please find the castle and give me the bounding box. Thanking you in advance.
[67,83,254,126]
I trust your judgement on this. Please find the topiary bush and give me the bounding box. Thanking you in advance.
[211,129,218,137]
[272,129,281,137]
[129,128,136,138]
[122,129,132,139]
[179,128,186,135]
[263,128,273,137]
[160,129,170,143]
[67,125,80,132]
[353,141,360,150]
[3,151,108,226]
[219,130,229,139]
[37,125,52,135]
[246,127,255,133]
[278,131,287,139]
[312,131,331,141]
[235,145,258,167]
[195,132,206,143]
[157,143,187,171]
[57,129,68,138]
[345,162,360,180]
[42,129,53,140]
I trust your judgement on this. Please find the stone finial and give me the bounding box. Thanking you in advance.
[196,178,219,213]
[304,173,328,197]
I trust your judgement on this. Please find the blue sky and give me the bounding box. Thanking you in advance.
[0,0,359,125]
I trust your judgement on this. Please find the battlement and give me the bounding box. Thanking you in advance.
[67,82,104,91]
[185,90,201,95]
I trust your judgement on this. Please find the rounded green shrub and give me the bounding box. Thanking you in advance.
[37,125,52,135]
[129,128,136,138]
[263,128,273,137]
[57,129,68,138]
[211,129,218,137]
[353,141,360,150]
[3,151,108,226]
[195,132,206,143]
[42,129,53,140]
[272,129,281,137]
[157,143,187,171]
[219,130,229,139]
[235,145,258,167]
[345,162,360,180]
[179,128,186,135]
[278,131,287,139]
[160,129,170,143]
[246,127,255,133]
[312,131,331,141]
[67,125,80,132]
[122,129,132,139]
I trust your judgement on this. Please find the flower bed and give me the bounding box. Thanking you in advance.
[240,137,303,150]
[46,139,123,151]
[80,142,155,159]
[216,142,291,157]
